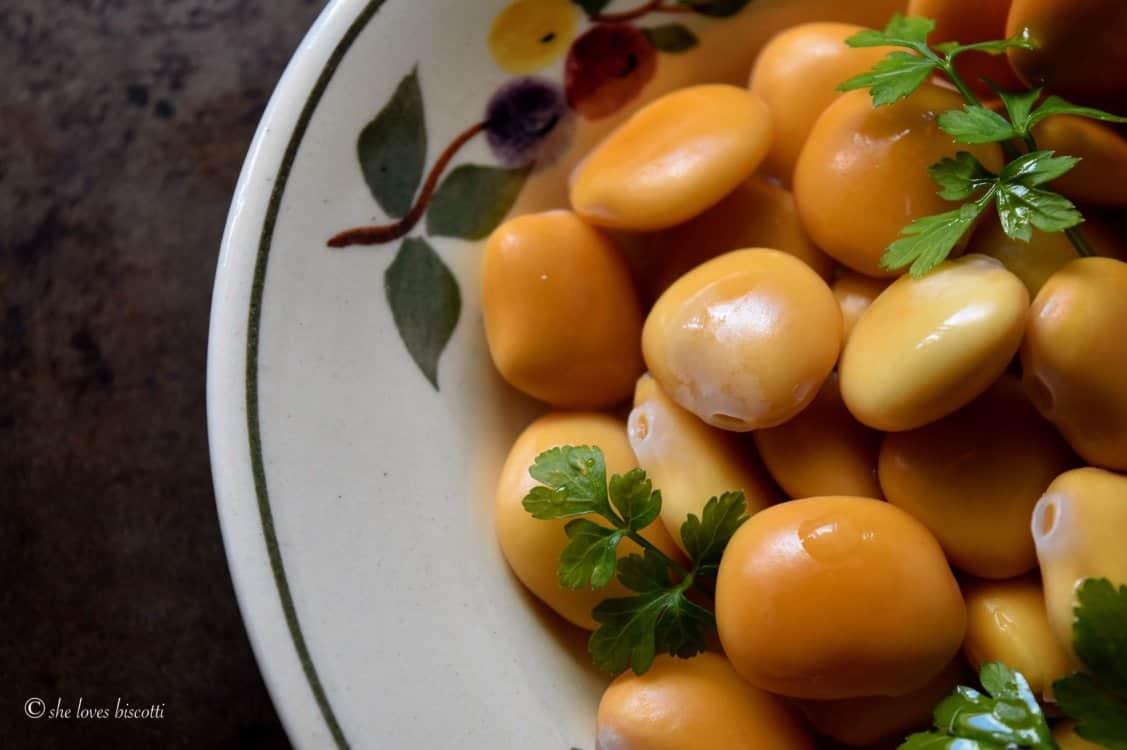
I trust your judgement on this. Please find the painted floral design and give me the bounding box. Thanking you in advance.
[327,0,752,388]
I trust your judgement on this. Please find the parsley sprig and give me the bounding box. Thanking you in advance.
[903,578,1127,749]
[522,445,749,675]
[838,14,1127,277]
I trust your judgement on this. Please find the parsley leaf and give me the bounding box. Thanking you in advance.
[609,469,662,532]
[996,183,1082,241]
[617,549,671,593]
[589,589,712,675]
[929,152,997,200]
[946,37,1037,57]
[1054,579,1127,749]
[881,199,991,277]
[899,663,1054,749]
[938,105,1017,144]
[999,149,1081,187]
[1028,95,1127,131]
[680,492,749,571]
[994,87,1044,133]
[524,445,610,519]
[845,13,935,47]
[558,519,625,590]
[837,51,938,106]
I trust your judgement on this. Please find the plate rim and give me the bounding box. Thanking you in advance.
[206,1,386,748]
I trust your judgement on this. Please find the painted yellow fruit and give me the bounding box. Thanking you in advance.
[716,496,966,699]
[570,85,772,231]
[628,373,778,554]
[493,412,681,630]
[597,653,815,750]
[488,0,578,73]
[840,255,1029,432]
[643,249,842,432]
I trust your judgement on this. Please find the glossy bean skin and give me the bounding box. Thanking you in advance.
[716,497,966,699]
[494,413,681,630]
[645,177,835,301]
[908,0,1022,96]
[1033,116,1127,208]
[832,271,889,345]
[628,374,778,554]
[797,657,969,747]
[879,377,1075,579]
[1022,258,1127,470]
[1032,467,1127,657]
[962,576,1072,699]
[840,255,1029,432]
[967,212,1127,296]
[482,210,643,408]
[1006,0,1127,108]
[794,86,1004,277]
[596,653,815,750]
[749,23,891,184]
[753,375,883,500]
[643,249,842,432]
[570,85,771,231]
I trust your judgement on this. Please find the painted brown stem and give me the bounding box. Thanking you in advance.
[327,121,488,248]
[593,0,693,23]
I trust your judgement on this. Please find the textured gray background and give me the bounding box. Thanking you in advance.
[1,1,329,747]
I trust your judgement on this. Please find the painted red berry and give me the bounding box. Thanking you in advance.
[565,23,657,120]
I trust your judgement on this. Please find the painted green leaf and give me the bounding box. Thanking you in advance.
[358,68,427,219]
[384,237,461,389]
[426,164,530,240]
[643,24,699,53]
[683,0,752,18]
[573,0,613,17]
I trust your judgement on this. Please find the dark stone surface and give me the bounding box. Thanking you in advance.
[1,1,327,747]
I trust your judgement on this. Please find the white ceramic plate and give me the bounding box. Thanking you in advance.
[207,1,904,747]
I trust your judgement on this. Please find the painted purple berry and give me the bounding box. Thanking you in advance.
[485,77,574,169]
[565,23,657,121]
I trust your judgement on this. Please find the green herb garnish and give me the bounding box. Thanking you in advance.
[903,578,1127,749]
[1053,579,1127,749]
[838,14,1127,277]
[522,445,748,675]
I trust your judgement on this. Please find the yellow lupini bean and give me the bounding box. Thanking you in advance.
[494,412,682,631]
[794,85,1004,277]
[645,176,835,300]
[482,210,643,409]
[961,576,1072,700]
[570,85,772,231]
[628,374,778,554]
[749,22,892,184]
[797,657,969,747]
[1022,257,1127,471]
[832,271,889,345]
[879,377,1074,579]
[840,255,1029,432]
[1032,116,1127,208]
[643,248,842,432]
[596,653,815,750]
[967,214,1127,297]
[1032,467,1127,658]
[753,375,883,500]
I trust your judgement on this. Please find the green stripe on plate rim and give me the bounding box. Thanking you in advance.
[246,2,387,748]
